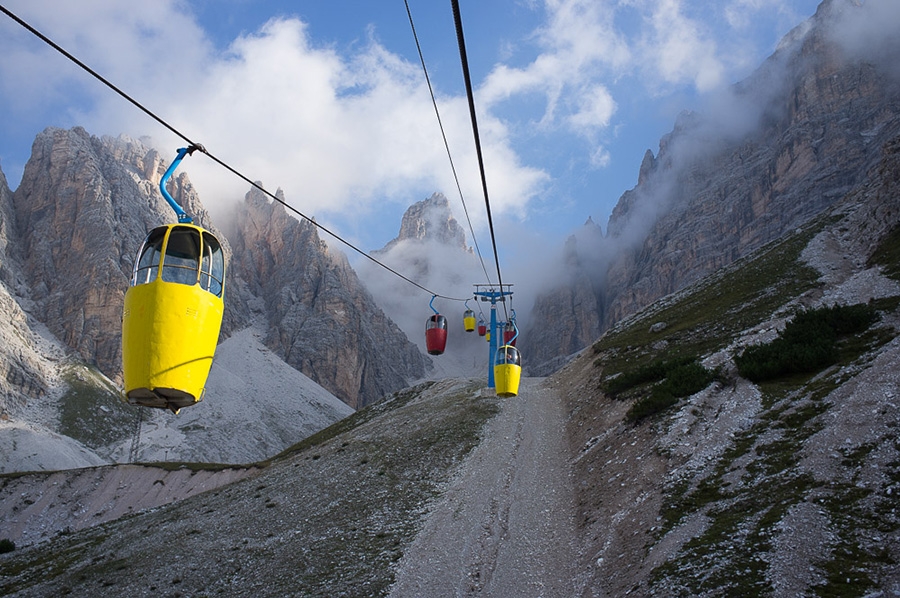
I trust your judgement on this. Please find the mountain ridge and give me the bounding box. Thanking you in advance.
[2,175,898,592]
[521,0,900,372]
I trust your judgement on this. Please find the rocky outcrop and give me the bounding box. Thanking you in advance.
[11,128,212,380]
[360,192,486,379]
[375,192,473,286]
[3,125,425,415]
[227,187,428,408]
[603,0,900,328]
[527,0,900,372]
[520,218,606,372]
[381,193,470,254]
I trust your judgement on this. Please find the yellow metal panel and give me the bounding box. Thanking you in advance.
[493,363,521,398]
[463,315,476,332]
[123,278,223,408]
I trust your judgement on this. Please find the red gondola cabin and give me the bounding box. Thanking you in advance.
[425,314,448,355]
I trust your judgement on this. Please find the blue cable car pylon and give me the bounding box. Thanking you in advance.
[473,284,514,388]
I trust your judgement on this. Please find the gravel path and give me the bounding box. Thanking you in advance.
[389,377,582,597]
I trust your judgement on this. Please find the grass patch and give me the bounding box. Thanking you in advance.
[264,381,438,466]
[593,222,823,384]
[59,365,135,449]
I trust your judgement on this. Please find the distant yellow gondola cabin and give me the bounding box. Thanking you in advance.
[493,344,522,398]
[463,308,476,332]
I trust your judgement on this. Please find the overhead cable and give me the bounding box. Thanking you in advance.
[0,3,467,302]
[403,0,494,289]
[450,0,510,320]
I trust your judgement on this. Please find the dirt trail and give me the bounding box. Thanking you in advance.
[389,377,582,597]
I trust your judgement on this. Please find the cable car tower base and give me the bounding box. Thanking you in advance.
[473,284,513,389]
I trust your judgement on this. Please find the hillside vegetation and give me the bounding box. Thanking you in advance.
[0,380,501,596]
[2,195,900,596]
[562,192,900,596]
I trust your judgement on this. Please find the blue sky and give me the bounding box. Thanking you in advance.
[0,0,822,262]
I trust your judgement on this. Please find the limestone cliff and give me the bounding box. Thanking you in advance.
[11,127,214,380]
[526,0,900,371]
[2,126,425,419]
[226,187,428,408]
[375,192,473,283]
[519,218,606,373]
[604,0,900,327]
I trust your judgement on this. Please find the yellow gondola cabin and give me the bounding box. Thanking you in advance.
[122,145,225,414]
[463,308,476,332]
[122,223,225,413]
[493,344,522,398]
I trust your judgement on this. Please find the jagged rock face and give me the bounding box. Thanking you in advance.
[527,0,900,371]
[227,188,428,408]
[0,166,18,286]
[376,193,472,283]
[520,219,605,371]
[14,128,154,378]
[5,126,423,411]
[0,167,52,416]
[603,0,900,328]
[384,192,469,251]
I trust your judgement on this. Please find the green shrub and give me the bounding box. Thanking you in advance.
[0,538,15,554]
[602,356,694,397]
[625,360,717,423]
[658,361,717,398]
[735,304,878,383]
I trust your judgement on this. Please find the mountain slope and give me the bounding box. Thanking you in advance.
[522,0,900,371]
[0,379,501,596]
[106,326,355,465]
[563,137,900,595]
[1,161,899,593]
[0,125,432,471]
[227,187,427,408]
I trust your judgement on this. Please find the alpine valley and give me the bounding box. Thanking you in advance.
[2,0,900,595]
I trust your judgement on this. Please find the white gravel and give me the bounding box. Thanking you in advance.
[389,377,582,597]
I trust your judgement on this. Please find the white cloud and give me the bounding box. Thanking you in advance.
[0,0,827,250]
[643,0,725,92]
[157,18,549,224]
[568,84,616,130]
[0,0,209,117]
[479,0,627,135]
[0,1,548,229]
[826,0,900,79]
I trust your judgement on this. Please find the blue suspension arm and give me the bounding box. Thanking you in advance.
[160,145,203,223]
[430,295,439,315]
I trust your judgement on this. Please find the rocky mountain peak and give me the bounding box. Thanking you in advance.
[1,125,426,417]
[227,184,428,408]
[383,192,470,253]
[11,128,180,378]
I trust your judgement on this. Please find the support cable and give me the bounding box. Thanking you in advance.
[403,0,494,288]
[450,2,506,295]
[450,0,510,319]
[0,3,467,302]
